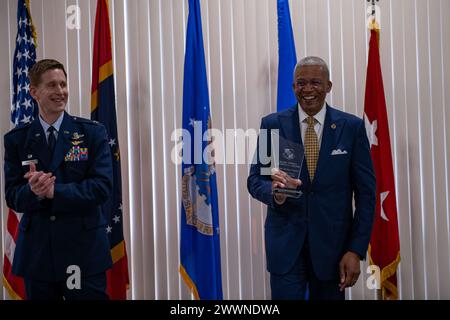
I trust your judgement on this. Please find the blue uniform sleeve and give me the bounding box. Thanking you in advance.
[4,132,41,212]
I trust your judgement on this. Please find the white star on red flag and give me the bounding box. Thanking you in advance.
[364,113,378,148]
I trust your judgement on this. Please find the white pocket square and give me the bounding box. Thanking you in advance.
[331,149,348,155]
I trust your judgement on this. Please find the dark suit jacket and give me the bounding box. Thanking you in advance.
[4,112,113,281]
[247,105,376,280]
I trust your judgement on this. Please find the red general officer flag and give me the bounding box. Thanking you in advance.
[364,25,401,300]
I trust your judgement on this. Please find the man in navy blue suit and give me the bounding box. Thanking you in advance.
[247,56,376,300]
[4,59,113,299]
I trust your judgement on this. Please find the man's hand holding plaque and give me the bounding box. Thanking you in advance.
[271,132,305,200]
[271,168,302,203]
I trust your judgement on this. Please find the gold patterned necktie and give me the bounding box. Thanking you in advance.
[304,116,319,181]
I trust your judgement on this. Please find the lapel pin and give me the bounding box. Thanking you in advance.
[331,123,336,130]
[35,133,41,137]
[27,154,33,159]
[64,130,70,134]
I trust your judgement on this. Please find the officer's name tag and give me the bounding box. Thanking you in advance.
[22,159,38,166]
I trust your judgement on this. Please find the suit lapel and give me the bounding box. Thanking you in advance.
[313,105,346,184]
[49,112,73,171]
[278,106,302,145]
[24,119,51,170]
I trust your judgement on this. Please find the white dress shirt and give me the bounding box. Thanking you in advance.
[298,103,327,150]
[39,112,64,143]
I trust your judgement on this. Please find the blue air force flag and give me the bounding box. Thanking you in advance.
[179,0,223,300]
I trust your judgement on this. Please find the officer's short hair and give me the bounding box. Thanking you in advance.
[293,56,330,81]
[29,59,67,87]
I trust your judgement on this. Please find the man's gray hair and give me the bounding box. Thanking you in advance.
[293,56,330,80]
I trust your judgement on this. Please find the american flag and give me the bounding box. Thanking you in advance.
[11,0,38,125]
[3,0,38,300]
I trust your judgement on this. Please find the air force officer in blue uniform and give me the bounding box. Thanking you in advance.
[4,59,113,299]
[247,57,376,300]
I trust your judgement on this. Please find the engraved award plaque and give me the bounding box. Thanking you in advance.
[271,131,304,198]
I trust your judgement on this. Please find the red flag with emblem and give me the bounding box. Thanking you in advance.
[91,0,129,299]
[364,27,401,300]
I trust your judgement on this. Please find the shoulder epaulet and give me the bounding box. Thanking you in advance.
[4,121,32,136]
[72,116,101,125]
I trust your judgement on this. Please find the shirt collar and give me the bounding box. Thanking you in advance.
[39,112,65,133]
[298,103,327,125]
